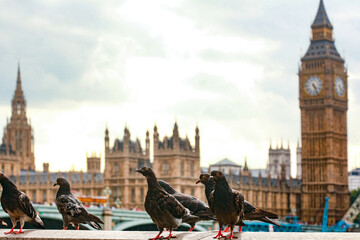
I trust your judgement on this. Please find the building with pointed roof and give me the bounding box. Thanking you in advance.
[1,64,35,174]
[299,0,349,224]
[209,158,242,175]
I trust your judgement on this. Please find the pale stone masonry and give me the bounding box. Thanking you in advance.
[1,231,359,240]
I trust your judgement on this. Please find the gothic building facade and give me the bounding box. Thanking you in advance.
[0,0,350,224]
[267,142,291,180]
[299,0,349,224]
[1,64,34,175]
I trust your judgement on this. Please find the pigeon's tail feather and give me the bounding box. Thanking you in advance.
[246,208,278,220]
[182,213,201,225]
[257,209,278,219]
[87,213,104,224]
[259,217,281,227]
[87,221,102,230]
[194,209,217,221]
[31,215,45,229]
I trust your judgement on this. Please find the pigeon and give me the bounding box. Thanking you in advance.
[54,177,104,230]
[158,180,216,231]
[136,167,200,240]
[196,173,281,229]
[209,170,245,239]
[0,172,45,234]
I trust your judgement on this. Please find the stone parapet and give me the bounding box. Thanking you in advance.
[1,231,359,240]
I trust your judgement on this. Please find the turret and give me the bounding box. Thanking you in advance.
[195,125,200,153]
[105,126,110,153]
[172,121,179,150]
[145,129,150,157]
[153,124,159,150]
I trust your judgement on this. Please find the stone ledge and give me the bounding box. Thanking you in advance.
[1,230,359,240]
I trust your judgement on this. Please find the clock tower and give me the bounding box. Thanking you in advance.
[299,0,349,225]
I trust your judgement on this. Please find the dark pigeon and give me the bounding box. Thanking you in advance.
[209,170,245,239]
[197,173,281,227]
[158,180,216,231]
[54,177,103,230]
[0,172,45,234]
[136,167,200,240]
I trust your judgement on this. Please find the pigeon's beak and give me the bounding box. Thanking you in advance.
[53,182,58,186]
[1,221,7,226]
[196,179,201,184]
[135,169,142,173]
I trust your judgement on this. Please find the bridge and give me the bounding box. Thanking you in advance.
[0,204,213,231]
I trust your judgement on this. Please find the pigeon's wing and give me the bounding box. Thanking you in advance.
[17,192,37,219]
[157,191,186,219]
[232,189,245,216]
[173,193,208,214]
[209,190,215,212]
[56,194,89,220]
[244,200,256,214]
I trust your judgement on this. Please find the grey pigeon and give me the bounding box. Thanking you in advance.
[54,177,103,230]
[136,167,200,240]
[0,172,45,234]
[210,170,245,239]
[158,180,216,231]
[197,173,281,229]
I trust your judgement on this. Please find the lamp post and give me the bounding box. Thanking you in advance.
[115,198,121,209]
[104,186,112,209]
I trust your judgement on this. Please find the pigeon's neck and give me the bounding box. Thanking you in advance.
[214,179,232,192]
[0,178,19,195]
[57,184,72,197]
[204,181,214,200]
[146,176,162,191]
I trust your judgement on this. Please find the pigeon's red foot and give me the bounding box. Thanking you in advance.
[4,227,15,235]
[239,226,243,232]
[213,229,224,239]
[188,225,195,232]
[149,232,163,240]
[13,227,24,234]
[62,227,68,230]
[76,226,79,230]
[164,230,176,239]
[224,226,230,232]
[164,233,176,238]
[226,231,238,239]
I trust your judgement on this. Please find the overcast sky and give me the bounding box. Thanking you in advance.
[1,0,360,175]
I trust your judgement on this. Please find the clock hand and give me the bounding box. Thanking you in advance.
[312,83,318,92]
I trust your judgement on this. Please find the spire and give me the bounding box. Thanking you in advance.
[311,0,332,29]
[16,62,23,92]
[14,62,24,98]
[303,0,342,62]
[243,156,249,172]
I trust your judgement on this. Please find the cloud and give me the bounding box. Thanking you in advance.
[0,0,360,175]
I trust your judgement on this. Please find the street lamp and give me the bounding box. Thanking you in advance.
[115,198,121,209]
[104,186,112,209]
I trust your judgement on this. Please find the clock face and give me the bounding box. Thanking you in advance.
[305,76,322,96]
[335,77,345,97]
